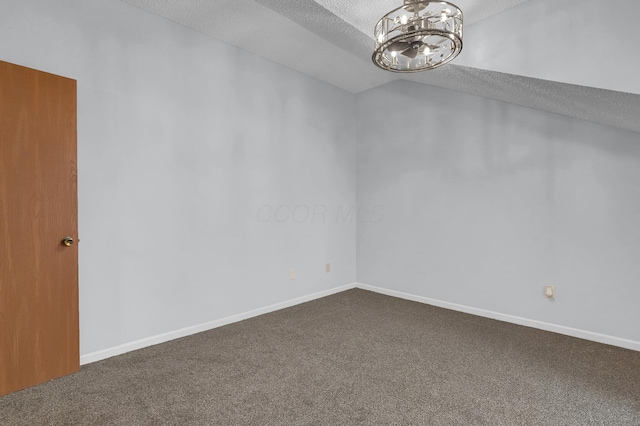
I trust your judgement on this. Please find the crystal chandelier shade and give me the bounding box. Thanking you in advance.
[372,0,463,72]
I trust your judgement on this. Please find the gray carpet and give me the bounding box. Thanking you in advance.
[1,289,639,425]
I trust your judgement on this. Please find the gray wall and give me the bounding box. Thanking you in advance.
[357,80,640,343]
[0,0,356,356]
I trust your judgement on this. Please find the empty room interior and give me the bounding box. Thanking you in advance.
[1,0,640,424]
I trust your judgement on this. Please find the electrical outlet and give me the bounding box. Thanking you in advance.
[326,263,331,273]
[545,285,555,299]
[290,269,296,280]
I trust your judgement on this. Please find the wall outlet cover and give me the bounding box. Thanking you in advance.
[545,285,555,299]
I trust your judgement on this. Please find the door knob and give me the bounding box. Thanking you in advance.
[62,237,74,247]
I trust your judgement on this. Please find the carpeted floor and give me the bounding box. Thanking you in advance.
[1,289,639,425]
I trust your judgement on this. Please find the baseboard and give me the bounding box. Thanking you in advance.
[80,283,357,365]
[356,283,640,352]
[81,281,639,365]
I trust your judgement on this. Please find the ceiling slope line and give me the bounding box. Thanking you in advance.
[402,65,640,134]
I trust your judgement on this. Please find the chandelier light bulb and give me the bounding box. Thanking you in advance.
[372,0,463,72]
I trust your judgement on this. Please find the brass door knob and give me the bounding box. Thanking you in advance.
[62,237,74,247]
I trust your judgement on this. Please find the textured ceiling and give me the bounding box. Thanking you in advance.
[120,0,640,134]
[313,0,530,34]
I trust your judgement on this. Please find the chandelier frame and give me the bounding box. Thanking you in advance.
[372,0,464,73]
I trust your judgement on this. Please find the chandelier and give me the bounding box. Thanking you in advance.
[372,0,463,72]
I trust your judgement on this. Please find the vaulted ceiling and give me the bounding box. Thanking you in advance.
[121,0,640,133]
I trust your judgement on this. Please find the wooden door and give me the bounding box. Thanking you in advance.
[0,60,79,396]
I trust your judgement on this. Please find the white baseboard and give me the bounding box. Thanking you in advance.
[356,283,640,352]
[81,281,639,365]
[80,283,357,365]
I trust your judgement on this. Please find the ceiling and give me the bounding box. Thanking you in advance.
[121,0,640,133]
